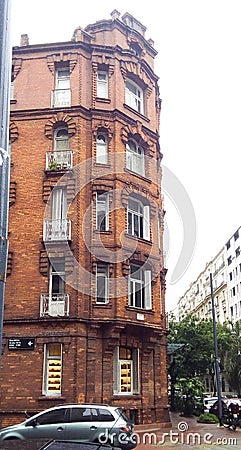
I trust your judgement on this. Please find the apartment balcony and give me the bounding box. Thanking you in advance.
[51,89,71,107]
[46,150,73,171]
[43,219,71,241]
[40,293,70,317]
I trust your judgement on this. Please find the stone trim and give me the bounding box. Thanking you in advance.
[45,113,76,140]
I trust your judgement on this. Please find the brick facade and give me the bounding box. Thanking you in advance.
[0,11,170,427]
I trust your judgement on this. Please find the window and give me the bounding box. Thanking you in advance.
[126,139,144,176]
[234,230,239,241]
[125,78,144,114]
[236,247,240,257]
[228,256,232,266]
[43,343,62,396]
[226,240,231,249]
[30,408,67,426]
[128,264,152,309]
[113,347,139,395]
[96,132,108,164]
[56,67,70,90]
[70,407,98,422]
[96,264,109,304]
[96,192,109,231]
[50,261,65,296]
[54,128,69,151]
[51,188,68,239]
[53,65,70,107]
[127,196,150,240]
[97,71,108,98]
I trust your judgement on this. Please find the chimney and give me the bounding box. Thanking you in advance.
[110,10,121,21]
[20,34,29,46]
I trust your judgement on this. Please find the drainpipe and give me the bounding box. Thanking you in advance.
[0,0,11,368]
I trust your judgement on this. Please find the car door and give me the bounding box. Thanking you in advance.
[66,407,101,442]
[25,407,68,440]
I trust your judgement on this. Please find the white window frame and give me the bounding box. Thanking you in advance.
[127,196,150,240]
[97,70,108,98]
[113,347,139,395]
[49,261,65,296]
[126,139,145,176]
[42,343,62,396]
[96,132,108,164]
[128,264,152,310]
[125,78,144,114]
[54,127,69,151]
[96,264,109,304]
[55,66,70,90]
[96,192,109,231]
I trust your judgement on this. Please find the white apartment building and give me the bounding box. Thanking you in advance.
[178,248,227,324]
[226,227,241,322]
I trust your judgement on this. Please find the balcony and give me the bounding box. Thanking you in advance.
[43,219,71,241]
[51,89,71,107]
[40,293,70,317]
[46,150,73,171]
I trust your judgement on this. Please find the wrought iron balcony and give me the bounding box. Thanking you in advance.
[43,219,71,241]
[51,89,71,107]
[40,293,70,317]
[46,150,73,170]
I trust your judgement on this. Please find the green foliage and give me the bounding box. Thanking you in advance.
[225,321,241,394]
[177,377,204,416]
[197,413,219,423]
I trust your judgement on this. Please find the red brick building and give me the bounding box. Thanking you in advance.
[0,11,169,426]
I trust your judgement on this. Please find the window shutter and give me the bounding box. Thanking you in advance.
[113,347,119,394]
[143,205,150,240]
[144,269,152,310]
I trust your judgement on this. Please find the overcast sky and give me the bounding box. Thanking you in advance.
[10,0,241,312]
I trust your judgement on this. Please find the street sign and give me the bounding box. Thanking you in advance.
[8,338,35,350]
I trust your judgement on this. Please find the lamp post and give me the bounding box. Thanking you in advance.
[0,0,11,368]
[210,272,222,425]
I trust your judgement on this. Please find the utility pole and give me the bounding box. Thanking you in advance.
[0,0,11,368]
[210,272,222,425]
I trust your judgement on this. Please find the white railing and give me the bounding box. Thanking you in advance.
[40,293,70,317]
[43,219,71,241]
[51,89,71,107]
[46,151,73,170]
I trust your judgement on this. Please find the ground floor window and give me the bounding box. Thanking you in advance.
[43,343,62,396]
[113,346,139,395]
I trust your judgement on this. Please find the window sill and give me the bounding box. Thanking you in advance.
[124,167,152,184]
[126,306,154,315]
[93,302,112,308]
[123,103,150,122]
[96,97,111,104]
[112,394,141,399]
[38,396,66,401]
[125,232,152,245]
[10,99,17,104]
[93,229,112,235]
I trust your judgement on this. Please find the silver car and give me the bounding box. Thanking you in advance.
[0,404,136,449]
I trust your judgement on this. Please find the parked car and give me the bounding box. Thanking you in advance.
[203,397,219,413]
[0,404,136,449]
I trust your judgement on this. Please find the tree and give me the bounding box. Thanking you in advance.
[226,320,241,394]
[168,314,233,411]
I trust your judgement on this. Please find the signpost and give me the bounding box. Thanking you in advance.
[8,338,35,350]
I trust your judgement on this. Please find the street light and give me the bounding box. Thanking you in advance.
[210,272,222,425]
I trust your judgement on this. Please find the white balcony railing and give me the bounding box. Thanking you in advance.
[51,89,71,107]
[40,293,70,317]
[43,219,71,241]
[46,151,73,170]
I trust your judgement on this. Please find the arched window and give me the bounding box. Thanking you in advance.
[125,78,144,114]
[54,127,69,151]
[126,139,144,176]
[96,131,108,164]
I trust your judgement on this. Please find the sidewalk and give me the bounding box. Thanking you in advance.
[135,412,241,449]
